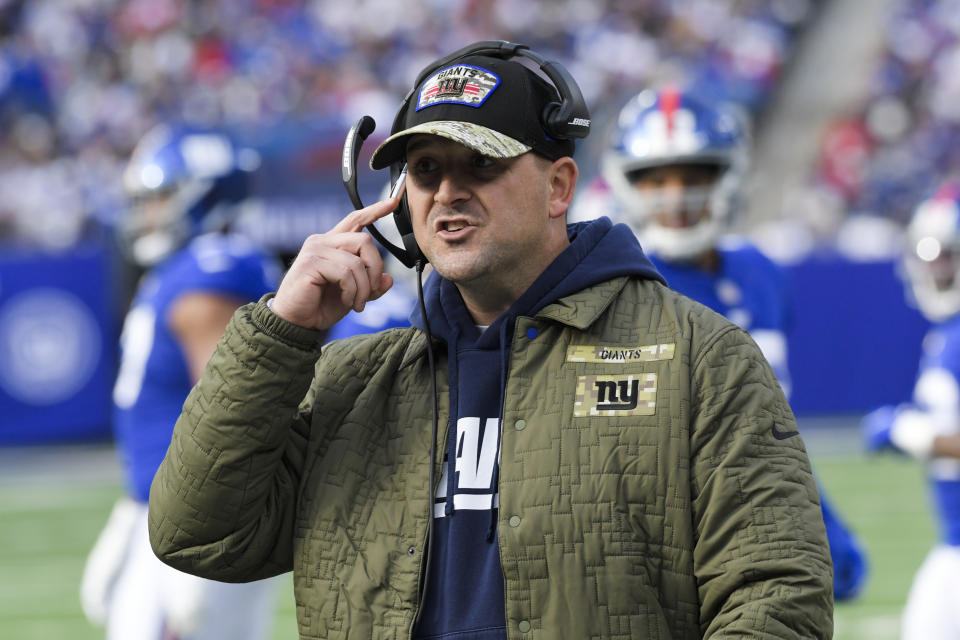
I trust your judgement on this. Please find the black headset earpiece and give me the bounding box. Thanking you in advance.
[497,44,591,141]
[389,160,424,267]
[341,40,589,270]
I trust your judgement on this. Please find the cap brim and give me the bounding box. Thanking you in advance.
[370,121,531,170]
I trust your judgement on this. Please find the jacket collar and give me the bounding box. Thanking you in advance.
[533,276,633,330]
[400,329,435,370]
[400,275,636,368]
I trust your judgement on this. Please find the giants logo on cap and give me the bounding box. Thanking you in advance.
[416,64,501,111]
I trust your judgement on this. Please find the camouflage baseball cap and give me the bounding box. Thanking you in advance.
[370,54,575,170]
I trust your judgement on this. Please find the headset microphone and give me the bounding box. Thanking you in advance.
[341,115,374,208]
[341,116,424,269]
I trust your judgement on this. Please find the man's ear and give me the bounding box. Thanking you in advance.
[548,157,578,219]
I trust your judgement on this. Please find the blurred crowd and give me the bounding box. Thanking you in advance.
[798,0,960,261]
[0,0,815,252]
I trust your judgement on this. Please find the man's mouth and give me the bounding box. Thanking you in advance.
[435,217,474,234]
[443,221,467,232]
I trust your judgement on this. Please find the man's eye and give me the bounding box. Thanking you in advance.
[411,158,437,174]
[473,155,495,169]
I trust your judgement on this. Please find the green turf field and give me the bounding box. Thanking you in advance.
[0,441,935,639]
[0,446,296,640]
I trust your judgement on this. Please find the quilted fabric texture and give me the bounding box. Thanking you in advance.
[149,279,833,639]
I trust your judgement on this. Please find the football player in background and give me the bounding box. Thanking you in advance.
[864,179,960,639]
[596,87,869,602]
[80,125,283,640]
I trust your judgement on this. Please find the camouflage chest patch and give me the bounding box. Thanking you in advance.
[416,64,500,110]
[567,343,673,418]
[574,374,658,417]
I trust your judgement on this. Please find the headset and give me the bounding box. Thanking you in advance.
[341,40,591,269]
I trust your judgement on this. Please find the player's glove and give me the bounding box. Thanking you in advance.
[861,405,897,452]
[862,404,938,459]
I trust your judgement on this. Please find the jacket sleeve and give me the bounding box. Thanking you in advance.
[689,324,833,639]
[148,298,323,582]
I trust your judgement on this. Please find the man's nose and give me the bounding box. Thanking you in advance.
[434,170,471,205]
[660,179,686,212]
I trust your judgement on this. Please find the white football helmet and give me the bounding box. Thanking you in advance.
[903,181,960,322]
[120,125,260,266]
[602,88,749,261]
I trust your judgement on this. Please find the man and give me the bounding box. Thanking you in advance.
[148,42,833,639]
[599,87,868,602]
[80,125,283,640]
[864,179,960,639]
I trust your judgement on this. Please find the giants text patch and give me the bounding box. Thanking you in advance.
[567,343,676,364]
[416,64,500,110]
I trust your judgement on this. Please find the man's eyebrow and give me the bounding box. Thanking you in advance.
[405,138,437,156]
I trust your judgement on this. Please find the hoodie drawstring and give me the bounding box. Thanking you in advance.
[486,321,512,542]
[443,331,461,517]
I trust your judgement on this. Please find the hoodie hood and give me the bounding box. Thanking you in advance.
[410,215,664,342]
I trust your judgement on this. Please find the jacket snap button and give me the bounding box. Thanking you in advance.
[518,620,531,632]
[514,419,526,431]
[525,327,538,339]
[509,516,521,528]
[407,546,416,556]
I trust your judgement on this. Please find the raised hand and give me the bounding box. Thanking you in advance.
[270,195,401,330]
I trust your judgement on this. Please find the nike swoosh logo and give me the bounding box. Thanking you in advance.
[771,423,800,440]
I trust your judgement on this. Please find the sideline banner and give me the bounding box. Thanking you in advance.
[0,246,115,443]
[786,255,930,416]
[0,242,936,441]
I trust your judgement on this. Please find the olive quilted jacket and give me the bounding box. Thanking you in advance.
[149,276,833,639]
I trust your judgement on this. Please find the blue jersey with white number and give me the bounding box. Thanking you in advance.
[112,234,279,502]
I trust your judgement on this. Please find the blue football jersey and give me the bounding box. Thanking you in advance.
[650,239,792,391]
[913,315,960,544]
[654,238,868,599]
[649,238,788,333]
[112,233,280,502]
[324,283,416,342]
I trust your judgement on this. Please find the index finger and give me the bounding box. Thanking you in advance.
[332,191,403,234]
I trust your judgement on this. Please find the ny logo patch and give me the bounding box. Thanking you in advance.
[573,374,657,417]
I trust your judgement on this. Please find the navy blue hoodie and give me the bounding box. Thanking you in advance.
[410,217,664,640]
